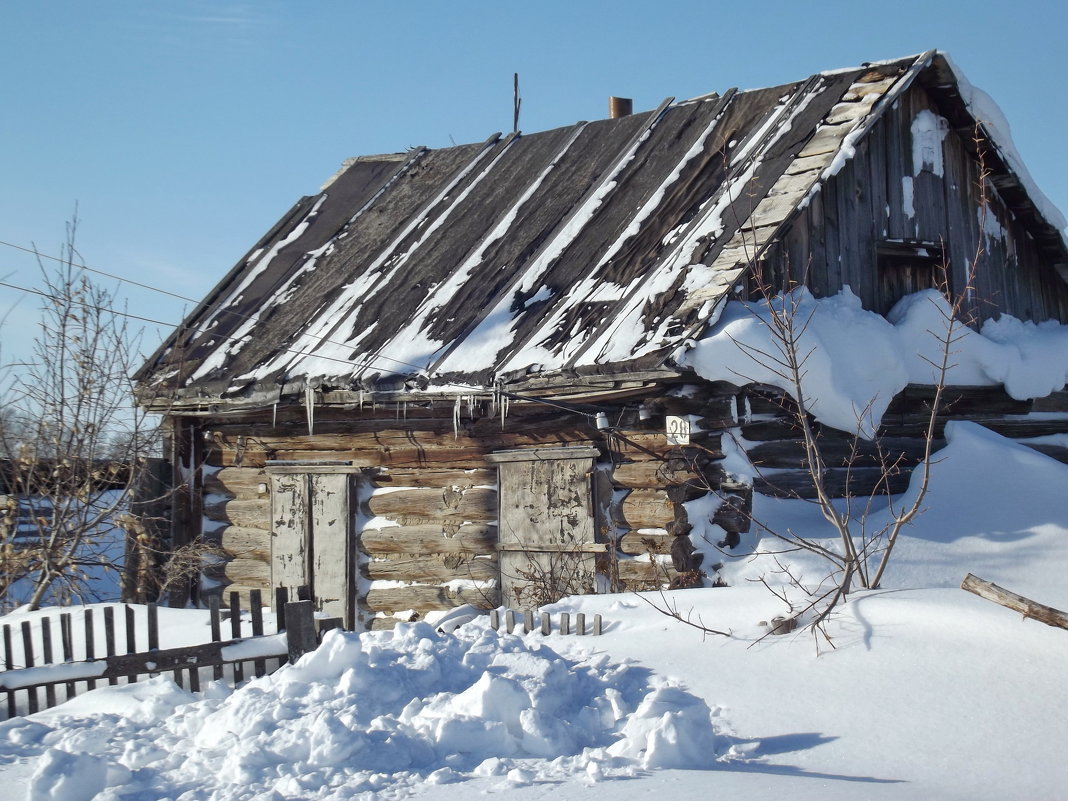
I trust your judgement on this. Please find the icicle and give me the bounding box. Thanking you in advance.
[359,389,365,411]
[500,393,509,430]
[403,401,408,420]
[272,402,278,428]
[305,382,315,435]
[453,395,461,438]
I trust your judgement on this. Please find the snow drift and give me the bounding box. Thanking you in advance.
[5,621,726,801]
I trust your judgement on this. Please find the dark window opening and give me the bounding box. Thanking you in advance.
[875,242,948,316]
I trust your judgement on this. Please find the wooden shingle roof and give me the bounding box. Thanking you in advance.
[135,51,1067,411]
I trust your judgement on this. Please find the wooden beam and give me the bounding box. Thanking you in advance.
[961,574,1068,632]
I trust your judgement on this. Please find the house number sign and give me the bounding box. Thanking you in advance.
[665,415,690,445]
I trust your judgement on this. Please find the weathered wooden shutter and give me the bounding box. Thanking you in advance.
[488,446,602,610]
[266,462,361,628]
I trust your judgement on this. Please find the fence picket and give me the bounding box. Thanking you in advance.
[41,618,56,708]
[229,591,244,685]
[124,606,136,683]
[251,590,266,677]
[209,597,223,681]
[3,625,13,718]
[84,609,97,692]
[274,587,288,632]
[147,604,159,651]
[21,621,36,714]
[60,613,74,699]
[104,607,118,686]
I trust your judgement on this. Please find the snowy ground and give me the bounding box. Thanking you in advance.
[1,419,1066,800]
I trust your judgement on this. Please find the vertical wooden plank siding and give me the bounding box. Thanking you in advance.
[308,472,354,628]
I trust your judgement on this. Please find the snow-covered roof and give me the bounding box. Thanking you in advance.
[136,51,1068,410]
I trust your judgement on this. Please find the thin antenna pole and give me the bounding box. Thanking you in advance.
[513,73,521,133]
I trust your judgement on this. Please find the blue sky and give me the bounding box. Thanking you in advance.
[2,0,1066,366]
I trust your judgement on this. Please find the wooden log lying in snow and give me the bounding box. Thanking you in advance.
[961,574,1068,631]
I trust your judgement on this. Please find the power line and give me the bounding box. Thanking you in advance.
[0,279,420,376]
[0,238,198,304]
[0,238,429,375]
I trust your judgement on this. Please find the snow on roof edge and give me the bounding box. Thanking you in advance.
[937,50,1068,249]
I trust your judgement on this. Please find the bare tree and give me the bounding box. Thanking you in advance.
[710,138,993,636]
[0,217,162,610]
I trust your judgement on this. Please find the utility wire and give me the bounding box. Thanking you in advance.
[0,279,414,375]
[0,239,429,375]
[0,238,198,304]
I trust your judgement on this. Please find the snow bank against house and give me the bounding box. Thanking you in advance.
[716,420,1068,609]
[2,621,727,801]
[682,287,1068,436]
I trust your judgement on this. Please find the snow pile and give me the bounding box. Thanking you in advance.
[682,287,1068,435]
[712,421,1068,608]
[2,621,726,801]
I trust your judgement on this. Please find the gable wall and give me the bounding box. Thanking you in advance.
[768,83,1068,324]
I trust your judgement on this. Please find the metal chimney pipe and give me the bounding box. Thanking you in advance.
[608,96,633,119]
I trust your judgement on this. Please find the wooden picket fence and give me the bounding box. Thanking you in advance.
[0,588,319,720]
[489,608,604,636]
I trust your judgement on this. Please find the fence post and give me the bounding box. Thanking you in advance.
[285,601,316,663]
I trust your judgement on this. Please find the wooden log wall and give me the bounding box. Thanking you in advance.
[739,384,1068,500]
[191,388,756,619]
[603,390,752,588]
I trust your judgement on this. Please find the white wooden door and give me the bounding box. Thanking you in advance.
[268,465,359,628]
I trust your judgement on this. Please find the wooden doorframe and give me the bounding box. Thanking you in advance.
[265,461,362,629]
[488,446,604,610]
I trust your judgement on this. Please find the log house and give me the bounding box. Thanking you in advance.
[135,52,1068,627]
